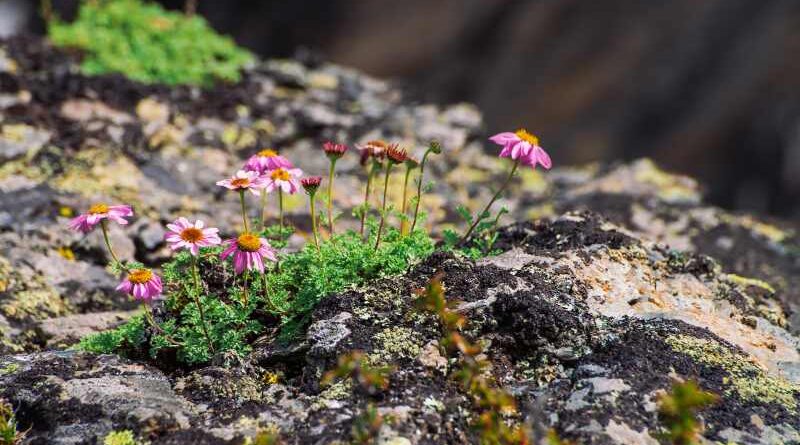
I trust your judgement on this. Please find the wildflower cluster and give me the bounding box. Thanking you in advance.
[416,274,531,444]
[72,130,552,364]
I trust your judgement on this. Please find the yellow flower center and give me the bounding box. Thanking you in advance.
[231,178,250,188]
[128,269,153,284]
[258,149,278,158]
[180,227,204,243]
[88,203,109,214]
[237,233,261,252]
[270,169,290,181]
[515,129,539,145]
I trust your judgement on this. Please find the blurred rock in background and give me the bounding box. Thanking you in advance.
[6,0,800,218]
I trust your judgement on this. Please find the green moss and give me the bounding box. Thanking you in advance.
[0,399,25,445]
[665,335,800,411]
[0,364,19,376]
[48,0,253,86]
[103,430,139,445]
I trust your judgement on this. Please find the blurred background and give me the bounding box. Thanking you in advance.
[3,0,800,218]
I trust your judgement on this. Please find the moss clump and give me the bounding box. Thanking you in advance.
[665,335,800,411]
[0,399,25,445]
[75,314,146,356]
[48,0,253,86]
[103,430,139,445]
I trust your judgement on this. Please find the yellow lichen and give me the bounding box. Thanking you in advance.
[370,327,422,365]
[727,274,776,295]
[665,335,800,411]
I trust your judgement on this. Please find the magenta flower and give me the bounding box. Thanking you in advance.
[265,167,303,194]
[164,217,222,256]
[220,233,278,274]
[68,203,133,233]
[216,170,268,196]
[489,129,552,169]
[243,148,293,174]
[323,141,348,160]
[116,268,162,301]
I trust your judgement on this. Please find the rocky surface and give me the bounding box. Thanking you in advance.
[1,34,800,444]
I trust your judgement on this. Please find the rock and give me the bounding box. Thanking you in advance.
[37,310,135,349]
[0,123,49,162]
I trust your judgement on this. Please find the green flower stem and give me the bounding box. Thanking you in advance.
[100,220,126,270]
[400,165,413,235]
[460,159,520,244]
[191,255,214,353]
[239,190,249,233]
[278,189,284,232]
[142,302,183,347]
[327,159,337,237]
[309,192,321,253]
[259,192,268,232]
[241,273,249,307]
[410,147,436,233]
[360,161,381,236]
[374,161,395,251]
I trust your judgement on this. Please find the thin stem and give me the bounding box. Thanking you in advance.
[239,190,249,233]
[278,189,284,232]
[241,273,249,307]
[374,162,394,251]
[260,192,268,232]
[359,163,376,236]
[410,149,433,233]
[309,193,321,252]
[191,255,214,353]
[400,166,413,235]
[142,303,183,347]
[100,220,126,270]
[327,160,337,237]
[460,160,520,244]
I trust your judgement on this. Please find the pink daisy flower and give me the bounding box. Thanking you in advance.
[68,203,133,233]
[116,268,162,302]
[216,170,268,196]
[265,167,303,194]
[220,233,278,274]
[243,148,293,174]
[489,129,552,169]
[164,217,222,256]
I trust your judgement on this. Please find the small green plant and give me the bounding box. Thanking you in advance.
[0,399,25,445]
[103,430,139,445]
[444,204,508,258]
[322,351,393,444]
[658,380,718,445]
[48,0,253,86]
[417,274,529,444]
[245,428,283,445]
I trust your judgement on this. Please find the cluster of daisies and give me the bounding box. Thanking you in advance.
[68,130,550,344]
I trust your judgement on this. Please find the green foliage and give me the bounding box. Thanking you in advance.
[658,380,718,445]
[48,0,253,86]
[0,399,24,445]
[350,402,383,445]
[103,430,139,445]
[78,224,434,365]
[75,313,146,355]
[245,429,283,445]
[444,205,508,259]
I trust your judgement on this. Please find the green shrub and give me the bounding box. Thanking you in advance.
[48,0,253,86]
